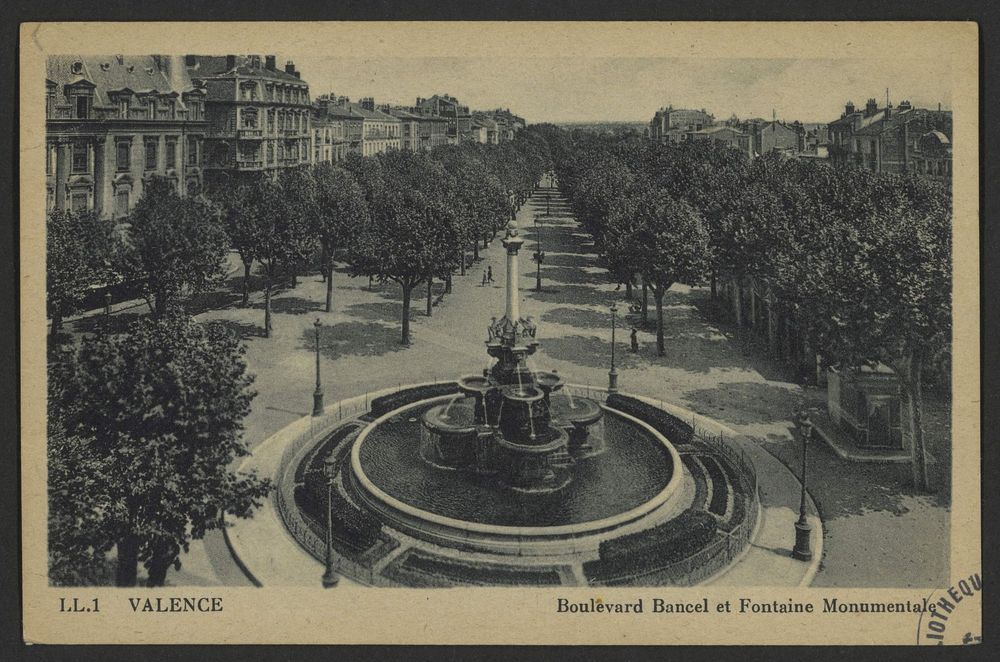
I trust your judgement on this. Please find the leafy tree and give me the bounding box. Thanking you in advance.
[311,164,368,312]
[612,184,711,356]
[239,173,315,337]
[349,186,458,344]
[120,177,228,317]
[277,167,321,288]
[51,313,271,586]
[214,179,262,307]
[46,209,114,338]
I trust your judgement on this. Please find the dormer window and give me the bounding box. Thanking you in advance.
[71,61,83,75]
[75,95,91,119]
[119,97,130,118]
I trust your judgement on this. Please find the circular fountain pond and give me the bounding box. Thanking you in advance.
[347,391,682,555]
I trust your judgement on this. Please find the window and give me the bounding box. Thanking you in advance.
[145,139,158,170]
[116,140,131,171]
[165,139,177,169]
[242,108,258,129]
[45,144,54,175]
[267,141,274,164]
[72,142,88,173]
[71,192,88,212]
[187,137,198,166]
[46,91,55,117]
[75,95,90,119]
[115,189,129,218]
[119,97,130,118]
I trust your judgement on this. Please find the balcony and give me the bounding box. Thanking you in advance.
[236,160,264,170]
[238,129,264,140]
[283,128,301,136]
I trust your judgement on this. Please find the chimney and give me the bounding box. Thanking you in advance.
[845,101,855,115]
[361,97,375,111]
[249,55,261,69]
[265,55,276,70]
[165,54,189,92]
[865,98,878,117]
[184,54,197,67]
[285,60,296,74]
[226,55,236,71]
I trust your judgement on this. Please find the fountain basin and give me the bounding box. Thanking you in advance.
[350,394,683,555]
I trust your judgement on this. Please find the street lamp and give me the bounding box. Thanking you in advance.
[312,318,324,417]
[608,302,619,393]
[533,216,545,292]
[792,409,814,561]
[321,454,339,588]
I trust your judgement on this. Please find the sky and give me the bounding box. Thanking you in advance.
[288,56,952,125]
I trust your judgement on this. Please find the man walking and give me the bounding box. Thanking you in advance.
[487,266,494,284]
[482,270,488,287]
[630,327,639,353]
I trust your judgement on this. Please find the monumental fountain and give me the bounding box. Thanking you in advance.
[281,209,760,584]
[418,218,605,492]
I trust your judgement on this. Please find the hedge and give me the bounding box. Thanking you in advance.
[397,550,562,586]
[604,393,694,445]
[367,382,460,418]
[700,455,730,516]
[584,509,719,583]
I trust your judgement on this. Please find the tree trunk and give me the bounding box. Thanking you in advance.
[263,275,273,338]
[426,277,433,317]
[900,352,930,491]
[320,247,328,283]
[483,237,489,249]
[625,280,633,300]
[445,274,452,294]
[460,249,466,276]
[710,269,717,299]
[291,270,298,288]
[654,289,665,357]
[732,278,743,327]
[115,535,139,587]
[241,260,252,308]
[400,284,412,345]
[145,544,179,587]
[473,241,479,262]
[325,262,334,313]
[641,281,648,324]
[767,299,778,357]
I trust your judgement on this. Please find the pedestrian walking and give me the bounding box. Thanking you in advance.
[630,327,639,353]
[487,266,494,284]
[482,270,488,287]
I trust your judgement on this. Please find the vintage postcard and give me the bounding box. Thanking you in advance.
[20,21,980,645]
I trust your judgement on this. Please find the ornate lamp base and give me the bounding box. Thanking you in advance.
[792,519,813,561]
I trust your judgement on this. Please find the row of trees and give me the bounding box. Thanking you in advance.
[45,134,550,585]
[47,134,550,345]
[538,126,951,491]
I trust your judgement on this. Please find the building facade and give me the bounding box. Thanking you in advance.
[45,55,208,221]
[687,126,753,159]
[416,114,450,150]
[827,99,952,181]
[415,94,473,143]
[186,55,312,186]
[387,108,422,151]
[649,106,715,143]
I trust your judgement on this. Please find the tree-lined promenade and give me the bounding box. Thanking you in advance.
[46,135,550,586]
[536,125,951,492]
[44,122,952,588]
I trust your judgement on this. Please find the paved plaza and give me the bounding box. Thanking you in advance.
[110,185,950,589]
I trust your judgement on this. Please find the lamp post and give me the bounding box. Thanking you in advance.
[312,318,324,417]
[533,216,545,292]
[321,454,339,588]
[608,302,619,393]
[792,409,813,561]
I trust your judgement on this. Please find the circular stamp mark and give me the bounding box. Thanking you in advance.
[916,572,982,645]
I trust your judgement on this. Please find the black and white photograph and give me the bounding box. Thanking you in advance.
[19,20,981,646]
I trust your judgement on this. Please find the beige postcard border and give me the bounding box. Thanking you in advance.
[20,21,980,645]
